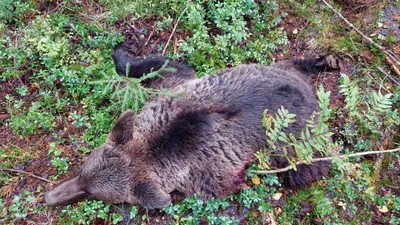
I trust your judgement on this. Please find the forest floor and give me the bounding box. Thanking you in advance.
[1,0,400,224]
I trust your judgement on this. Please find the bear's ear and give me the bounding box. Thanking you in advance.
[132,181,171,209]
[108,110,136,145]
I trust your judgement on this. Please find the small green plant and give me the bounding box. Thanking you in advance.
[69,111,89,128]
[2,190,36,221]
[15,86,28,96]
[237,184,274,212]
[279,186,337,224]
[164,194,237,225]
[156,16,174,31]
[179,0,288,75]
[164,176,278,225]
[389,195,400,224]
[8,102,56,136]
[0,0,35,25]
[129,205,138,220]
[339,73,399,152]
[0,146,33,168]
[48,142,69,178]
[58,200,124,225]
[50,157,69,176]
[4,94,24,116]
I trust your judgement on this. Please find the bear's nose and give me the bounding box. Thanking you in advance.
[44,192,55,205]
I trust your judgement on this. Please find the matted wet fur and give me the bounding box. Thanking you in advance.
[45,52,339,208]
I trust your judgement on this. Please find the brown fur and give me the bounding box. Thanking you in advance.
[45,56,339,208]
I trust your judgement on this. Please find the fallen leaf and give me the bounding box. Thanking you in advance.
[273,192,283,201]
[274,207,282,216]
[378,205,389,213]
[251,176,261,185]
[337,201,346,206]
[268,213,277,225]
[1,182,15,197]
[337,201,346,210]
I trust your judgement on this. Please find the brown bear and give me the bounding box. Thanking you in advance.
[45,49,339,208]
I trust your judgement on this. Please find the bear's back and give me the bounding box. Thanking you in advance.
[174,64,318,129]
[136,64,320,198]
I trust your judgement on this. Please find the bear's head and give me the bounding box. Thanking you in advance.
[45,110,171,208]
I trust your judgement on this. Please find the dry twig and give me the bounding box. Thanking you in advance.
[173,36,178,54]
[0,168,56,184]
[320,0,400,68]
[144,28,155,46]
[162,6,188,56]
[386,57,400,76]
[251,147,400,174]
[377,67,400,86]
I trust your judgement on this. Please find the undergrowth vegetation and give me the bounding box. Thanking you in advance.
[0,0,399,224]
[178,0,288,75]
